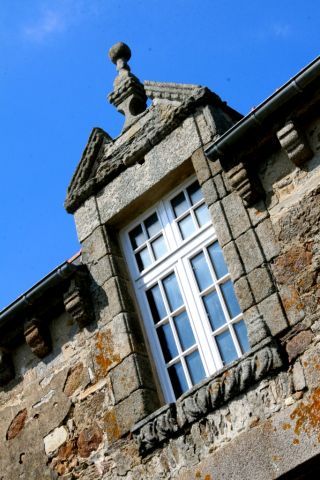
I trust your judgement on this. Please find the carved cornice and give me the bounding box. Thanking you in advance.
[132,338,282,454]
[24,318,51,358]
[276,120,313,166]
[63,271,93,328]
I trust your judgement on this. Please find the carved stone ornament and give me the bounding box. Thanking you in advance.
[276,120,313,166]
[225,161,260,206]
[63,272,93,328]
[108,42,147,132]
[132,338,282,454]
[0,349,14,386]
[24,318,51,358]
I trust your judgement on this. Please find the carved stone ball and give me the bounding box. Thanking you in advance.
[109,42,131,65]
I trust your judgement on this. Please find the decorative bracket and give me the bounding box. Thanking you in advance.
[0,349,14,386]
[24,318,51,358]
[225,161,261,206]
[63,272,93,328]
[276,120,313,166]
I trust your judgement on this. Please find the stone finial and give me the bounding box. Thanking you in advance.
[108,42,147,131]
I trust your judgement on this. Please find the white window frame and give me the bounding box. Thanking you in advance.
[120,176,247,403]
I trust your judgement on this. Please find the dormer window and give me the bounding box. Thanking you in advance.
[121,177,249,402]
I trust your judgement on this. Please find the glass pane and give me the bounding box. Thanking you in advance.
[157,323,178,362]
[215,330,238,365]
[146,285,166,323]
[178,214,196,240]
[171,191,188,218]
[186,350,206,385]
[136,247,151,271]
[187,181,203,205]
[163,273,183,312]
[129,224,146,249]
[194,203,210,227]
[234,320,250,353]
[191,251,212,292]
[168,362,188,398]
[151,235,167,260]
[144,212,161,238]
[203,290,226,331]
[208,242,228,279]
[221,280,241,318]
[174,311,195,350]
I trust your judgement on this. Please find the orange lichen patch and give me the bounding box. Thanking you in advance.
[95,330,121,378]
[282,423,291,430]
[293,438,300,445]
[6,409,28,440]
[103,409,121,443]
[281,286,304,313]
[290,387,320,442]
[204,475,212,480]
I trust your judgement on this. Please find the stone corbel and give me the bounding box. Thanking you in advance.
[0,349,14,386]
[24,318,51,358]
[225,161,261,206]
[276,120,313,166]
[63,272,93,328]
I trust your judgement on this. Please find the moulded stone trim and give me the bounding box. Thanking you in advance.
[132,337,282,455]
[276,120,313,167]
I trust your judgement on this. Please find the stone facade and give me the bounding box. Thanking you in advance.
[1,45,320,479]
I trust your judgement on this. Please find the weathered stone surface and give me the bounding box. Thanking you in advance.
[255,218,280,261]
[213,173,227,199]
[245,313,270,348]
[236,229,264,273]
[77,423,103,458]
[191,147,211,185]
[222,241,244,281]
[286,330,313,362]
[110,353,155,404]
[44,426,68,455]
[89,253,129,287]
[247,266,274,303]
[292,361,306,391]
[201,178,218,206]
[247,199,269,226]
[74,196,101,242]
[222,192,251,238]
[258,293,288,336]
[82,226,108,264]
[277,120,313,167]
[209,202,232,246]
[63,363,88,397]
[6,408,27,440]
[234,276,254,311]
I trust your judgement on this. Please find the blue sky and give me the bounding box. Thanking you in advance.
[0,0,319,309]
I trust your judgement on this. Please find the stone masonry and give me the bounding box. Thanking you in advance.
[1,45,320,479]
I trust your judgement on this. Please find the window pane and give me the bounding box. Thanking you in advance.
[136,247,151,271]
[208,242,228,279]
[157,323,178,361]
[234,320,250,353]
[178,214,196,240]
[187,181,203,205]
[186,350,206,385]
[163,273,183,312]
[191,251,212,292]
[174,311,195,350]
[221,280,241,318]
[168,362,188,398]
[144,212,161,238]
[129,224,146,249]
[215,330,238,365]
[171,192,188,217]
[151,235,167,260]
[203,290,226,331]
[146,285,166,323]
[194,204,210,227]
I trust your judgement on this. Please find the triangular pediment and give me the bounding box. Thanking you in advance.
[65,127,112,213]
